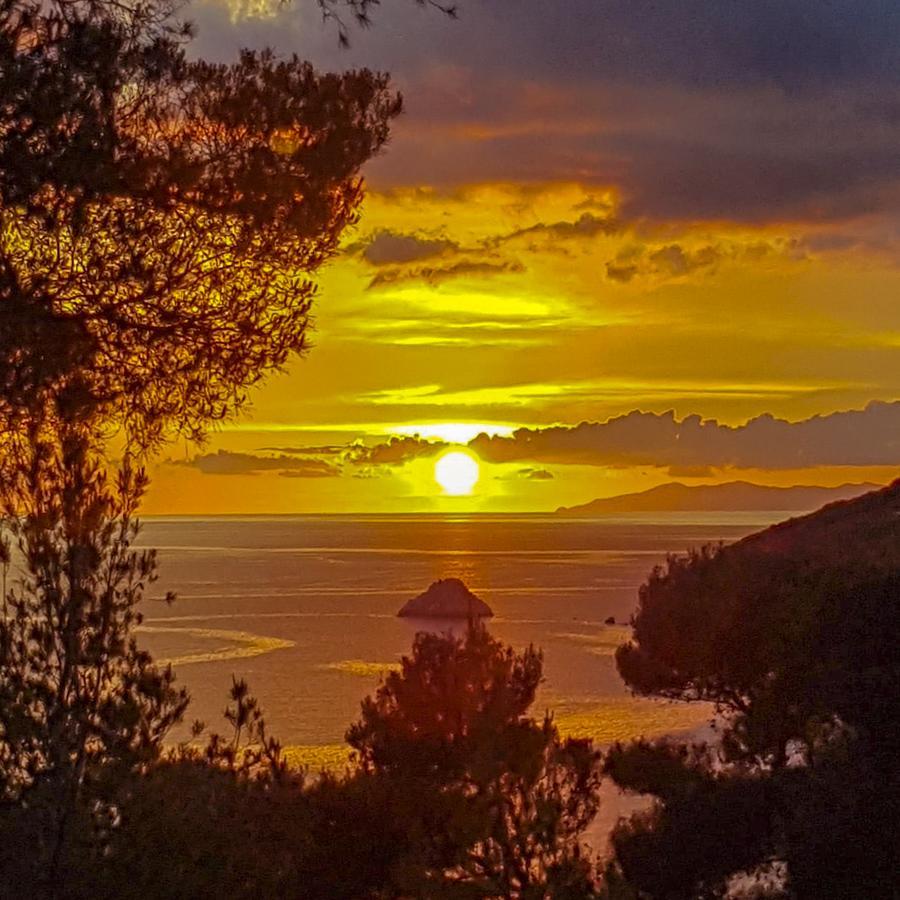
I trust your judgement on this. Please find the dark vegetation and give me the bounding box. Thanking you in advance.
[0,624,604,898]
[0,1,601,896]
[120,629,601,899]
[0,0,401,447]
[0,0,398,891]
[0,0,897,896]
[605,483,900,899]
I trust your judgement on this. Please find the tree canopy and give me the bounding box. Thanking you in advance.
[0,0,401,446]
[0,0,402,891]
[347,625,603,898]
[605,482,900,898]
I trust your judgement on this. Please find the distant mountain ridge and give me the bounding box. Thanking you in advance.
[555,480,881,515]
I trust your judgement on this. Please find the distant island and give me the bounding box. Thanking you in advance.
[556,480,879,516]
[398,578,494,619]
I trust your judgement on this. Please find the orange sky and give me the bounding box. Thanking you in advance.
[143,2,900,513]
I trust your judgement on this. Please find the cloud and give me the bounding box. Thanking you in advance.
[367,259,524,289]
[469,401,900,469]
[190,1,900,226]
[200,0,900,93]
[574,194,619,214]
[364,75,900,226]
[346,435,447,466]
[606,242,726,283]
[359,230,458,265]
[360,202,623,292]
[498,211,620,245]
[604,238,802,283]
[175,438,450,479]
[352,466,394,479]
[495,466,555,481]
[174,451,341,477]
[256,445,346,456]
[517,467,555,480]
[605,261,639,283]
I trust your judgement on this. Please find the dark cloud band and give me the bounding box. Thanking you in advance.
[469,401,900,469]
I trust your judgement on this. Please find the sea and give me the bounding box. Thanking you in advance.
[134,513,786,751]
[136,512,785,848]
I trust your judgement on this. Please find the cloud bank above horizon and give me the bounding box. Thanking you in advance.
[171,401,900,478]
[469,401,900,470]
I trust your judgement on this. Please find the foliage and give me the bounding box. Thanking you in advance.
[600,741,777,900]
[347,624,603,898]
[0,417,188,893]
[0,676,305,899]
[0,1,450,897]
[0,0,402,446]
[605,484,900,898]
[82,679,307,900]
[0,628,604,899]
[315,0,459,47]
[0,0,401,866]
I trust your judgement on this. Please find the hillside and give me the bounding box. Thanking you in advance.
[735,477,900,566]
[555,480,879,516]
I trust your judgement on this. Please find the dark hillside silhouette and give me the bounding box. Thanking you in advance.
[605,480,900,898]
[737,477,900,561]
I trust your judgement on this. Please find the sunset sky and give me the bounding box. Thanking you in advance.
[145,0,900,513]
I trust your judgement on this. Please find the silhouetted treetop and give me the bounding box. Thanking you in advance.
[348,625,543,777]
[605,482,900,897]
[0,0,188,213]
[315,0,458,47]
[1,1,401,216]
[617,479,900,756]
[347,625,602,897]
[0,0,402,445]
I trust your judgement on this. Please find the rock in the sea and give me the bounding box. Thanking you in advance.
[604,615,616,625]
[397,578,493,619]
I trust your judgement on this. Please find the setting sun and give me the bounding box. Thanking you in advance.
[434,451,480,495]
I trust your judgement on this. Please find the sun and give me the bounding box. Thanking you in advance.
[434,451,480,496]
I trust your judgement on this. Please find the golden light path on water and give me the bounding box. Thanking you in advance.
[552,629,629,656]
[320,659,401,678]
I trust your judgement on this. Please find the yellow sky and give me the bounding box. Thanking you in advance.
[142,182,900,513]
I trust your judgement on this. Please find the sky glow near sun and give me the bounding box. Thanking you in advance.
[140,1,900,514]
[393,423,514,443]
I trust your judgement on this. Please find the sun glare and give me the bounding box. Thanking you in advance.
[434,451,480,495]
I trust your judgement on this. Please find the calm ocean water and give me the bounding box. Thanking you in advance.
[136,512,781,763]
